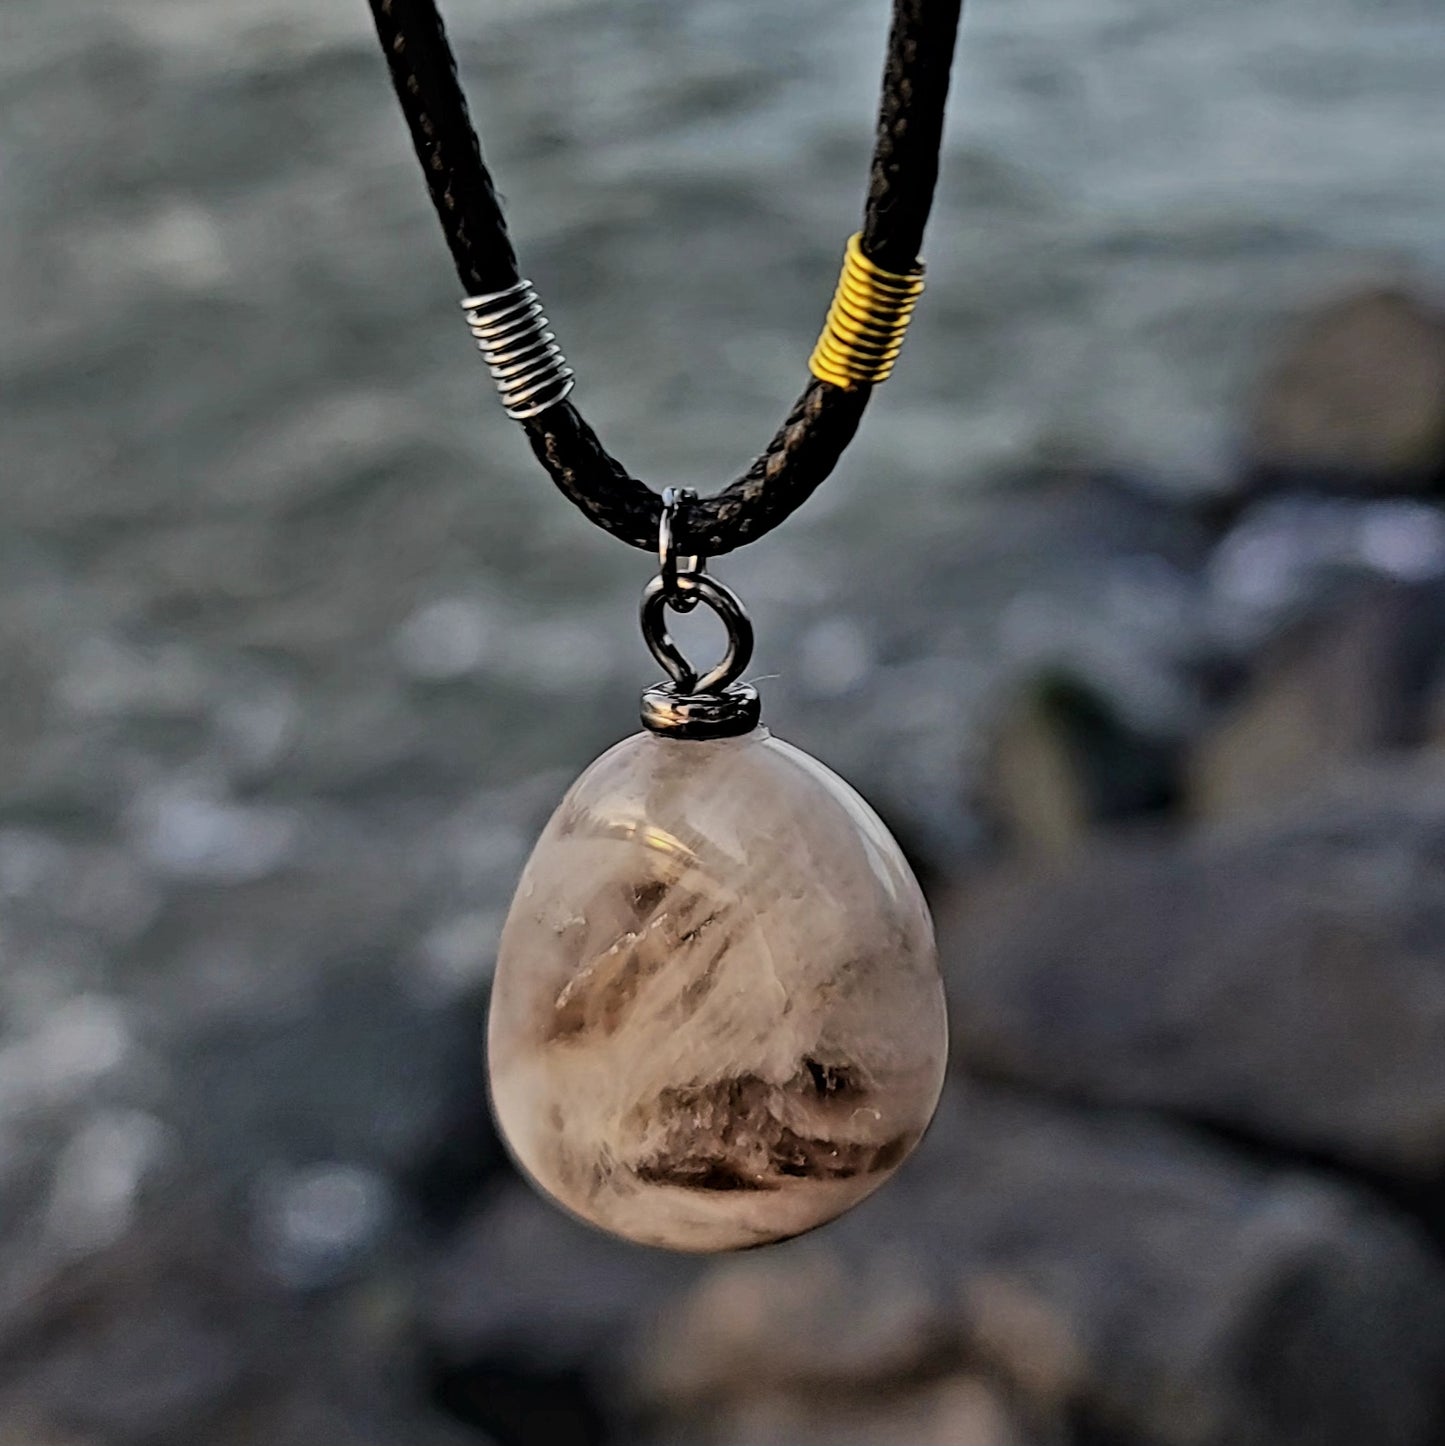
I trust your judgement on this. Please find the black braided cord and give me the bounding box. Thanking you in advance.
[369,0,964,555]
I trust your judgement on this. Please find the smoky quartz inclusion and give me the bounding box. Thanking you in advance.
[488,728,948,1251]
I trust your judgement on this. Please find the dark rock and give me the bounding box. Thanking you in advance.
[941,759,1445,1183]
[421,1180,695,1446]
[635,1083,1445,1446]
[1246,286,1445,494]
[430,1358,608,1446]
[1204,494,1445,655]
[0,1210,487,1446]
[0,1214,264,1443]
[977,670,1179,854]
[209,1390,486,1446]
[644,1373,1030,1446]
[1189,578,1445,820]
[635,1223,1037,1445]
[1432,678,1445,750]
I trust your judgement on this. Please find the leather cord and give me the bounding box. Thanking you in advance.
[368,0,964,555]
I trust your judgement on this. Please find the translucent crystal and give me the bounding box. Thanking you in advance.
[488,728,948,1252]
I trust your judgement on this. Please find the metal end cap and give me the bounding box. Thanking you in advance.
[640,681,761,740]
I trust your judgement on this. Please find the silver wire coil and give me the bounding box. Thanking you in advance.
[460,281,575,420]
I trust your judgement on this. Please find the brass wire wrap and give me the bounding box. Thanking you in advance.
[808,232,926,389]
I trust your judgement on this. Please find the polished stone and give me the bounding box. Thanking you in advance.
[488,728,948,1252]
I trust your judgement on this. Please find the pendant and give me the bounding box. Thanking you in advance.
[488,493,948,1251]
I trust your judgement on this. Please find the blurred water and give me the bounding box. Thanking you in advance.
[1,0,1444,1050]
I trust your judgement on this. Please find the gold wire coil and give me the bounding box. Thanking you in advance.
[808,232,926,389]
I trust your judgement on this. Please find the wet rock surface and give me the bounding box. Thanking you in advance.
[1246,287,1445,495]
[0,1208,489,1446]
[1188,578,1445,821]
[943,760,1445,1183]
[975,670,1180,854]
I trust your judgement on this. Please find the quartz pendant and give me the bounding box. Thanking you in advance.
[487,726,948,1252]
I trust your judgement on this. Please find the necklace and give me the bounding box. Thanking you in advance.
[369,0,962,1252]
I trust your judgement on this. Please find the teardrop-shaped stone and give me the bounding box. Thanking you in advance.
[487,727,948,1252]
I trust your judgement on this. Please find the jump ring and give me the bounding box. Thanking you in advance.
[639,573,754,695]
[658,486,704,613]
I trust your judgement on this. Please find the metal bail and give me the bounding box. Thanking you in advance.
[639,489,761,739]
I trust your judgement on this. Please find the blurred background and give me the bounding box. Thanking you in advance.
[4,0,1445,1441]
